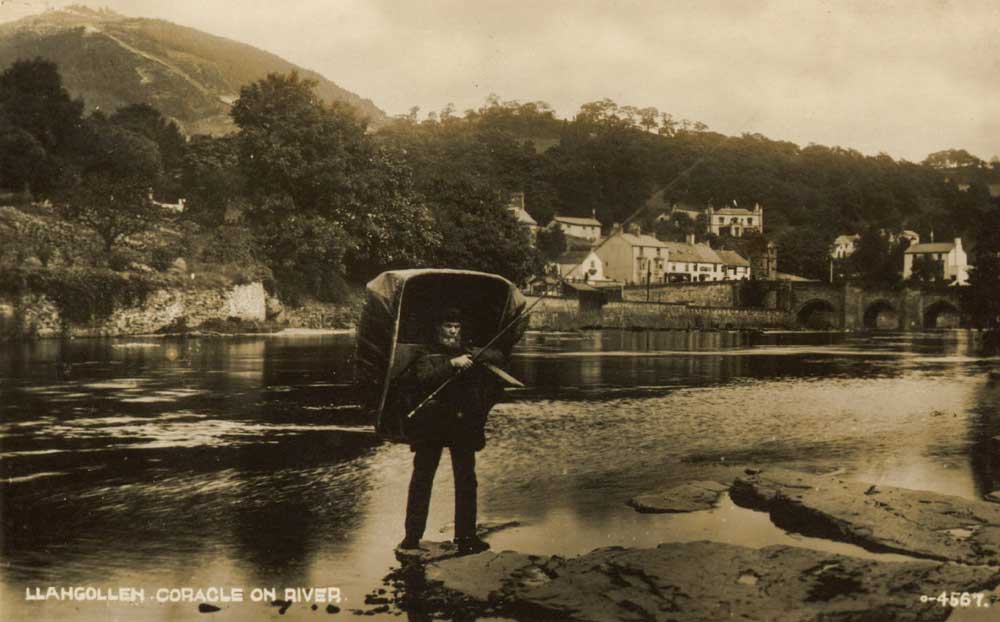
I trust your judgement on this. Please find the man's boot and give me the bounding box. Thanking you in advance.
[455,535,490,555]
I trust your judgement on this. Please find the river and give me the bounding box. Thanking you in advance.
[1,329,998,620]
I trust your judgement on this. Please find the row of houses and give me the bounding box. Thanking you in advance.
[551,225,753,285]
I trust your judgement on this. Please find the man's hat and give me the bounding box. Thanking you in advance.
[437,307,463,323]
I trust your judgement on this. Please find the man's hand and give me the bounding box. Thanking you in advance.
[449,354,474,370]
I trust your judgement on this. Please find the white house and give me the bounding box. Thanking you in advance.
[831,234,860,259]
[593,225,668,284]
[550,249,608,282]
[706,203,763,237]
[716,249,752,280]
[903,238,969,285]
[660,240,728,282]
[551,214,602,241]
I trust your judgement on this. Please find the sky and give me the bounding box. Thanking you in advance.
[1,0,998,162]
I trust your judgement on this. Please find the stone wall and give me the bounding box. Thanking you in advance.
[1,282,268,339]
[624,282,738,307]
[525,296,790,330]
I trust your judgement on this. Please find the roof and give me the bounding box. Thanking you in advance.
[556,250,593,265]
[834,234,860,245]
[694,244,724,264]
[553,215,602,227]
[563,281,600,292]
[905,242,955,254]
[716,249,750,267]
[509,207,537,226]
[712,207,755,216]
[565,234,596,251]
[773,272,819,282]
[659,242,725,264]
[619,233,667,248]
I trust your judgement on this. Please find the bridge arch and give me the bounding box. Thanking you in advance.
[863,299,897,330]
[796,299,837,329]
[923,299,961,328]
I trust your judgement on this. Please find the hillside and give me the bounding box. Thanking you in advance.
[0,5,388,135]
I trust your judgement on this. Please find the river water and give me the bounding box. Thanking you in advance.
[1,329,999,620]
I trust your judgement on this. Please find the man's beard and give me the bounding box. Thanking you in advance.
[439,335,461,349]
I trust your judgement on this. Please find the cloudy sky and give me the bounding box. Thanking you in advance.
[2,0,998,162]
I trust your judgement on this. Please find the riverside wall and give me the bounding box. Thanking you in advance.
[527,296,790,330]
[0,282,268,338]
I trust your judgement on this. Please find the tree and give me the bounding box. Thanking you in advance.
[0,58,85,193]
[908,255,944,285]
[110,103,187,179]
[961,206,1000,331]
[230,71,439,294]
[847,227,900,287]
[61,175,159,255]
[535,225,567,261]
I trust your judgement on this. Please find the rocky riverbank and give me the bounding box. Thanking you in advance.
[377,468,1000,621]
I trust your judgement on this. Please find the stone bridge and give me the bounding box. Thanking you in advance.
[776,282,963,330]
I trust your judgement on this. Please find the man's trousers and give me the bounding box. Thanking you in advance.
[404,445,477,541]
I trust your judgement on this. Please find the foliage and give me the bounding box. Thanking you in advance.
[961,206,1000,330]
[0,58,85,193]
[535,225,567,261]
[231,72,440,289]
[60,175,162,254]
[775,229,830,281]
[908,255,945,286]
[845,227,903,287]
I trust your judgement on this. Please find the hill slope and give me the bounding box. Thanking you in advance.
[0,6,388,135]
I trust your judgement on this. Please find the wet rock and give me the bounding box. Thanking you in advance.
[628,480,729,513]
[270,599,292,614]
[425,551,544,602]
[437,519,522,537]
[395,539,460,564]
[422,541,1000,622]
[730,468,1000,564]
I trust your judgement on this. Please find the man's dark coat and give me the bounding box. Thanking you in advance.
[399,344,505,451]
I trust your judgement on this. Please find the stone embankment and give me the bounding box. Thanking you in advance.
[384,469,1000,621]
[526,296,789,331]
[0,282,361,338]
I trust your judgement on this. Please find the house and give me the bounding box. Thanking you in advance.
[706,202,764,237]
[148,190,186,213]
[550,249,608,282]
[831,234,860,259]
[550,213,602,241]
[899,230,920,247]
[903,238,970,285]
[593,224,668,285]
[659,238,728,282]
[716,249,752,280]
[506,192,539,238]
[654,201,702,224]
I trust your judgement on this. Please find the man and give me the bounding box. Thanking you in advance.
[397,307,505,555]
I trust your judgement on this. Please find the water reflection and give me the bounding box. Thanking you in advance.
[2,329,998,620]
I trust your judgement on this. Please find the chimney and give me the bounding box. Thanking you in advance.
[611,223,622,235]
[627,223,641,235]
[685,232,695,245]
[929,229,935,242]
[954,237,962,251]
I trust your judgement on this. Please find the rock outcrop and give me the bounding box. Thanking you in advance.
[628,480,729,513]
[402,541,1000,621]
[730,468,1000,564]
